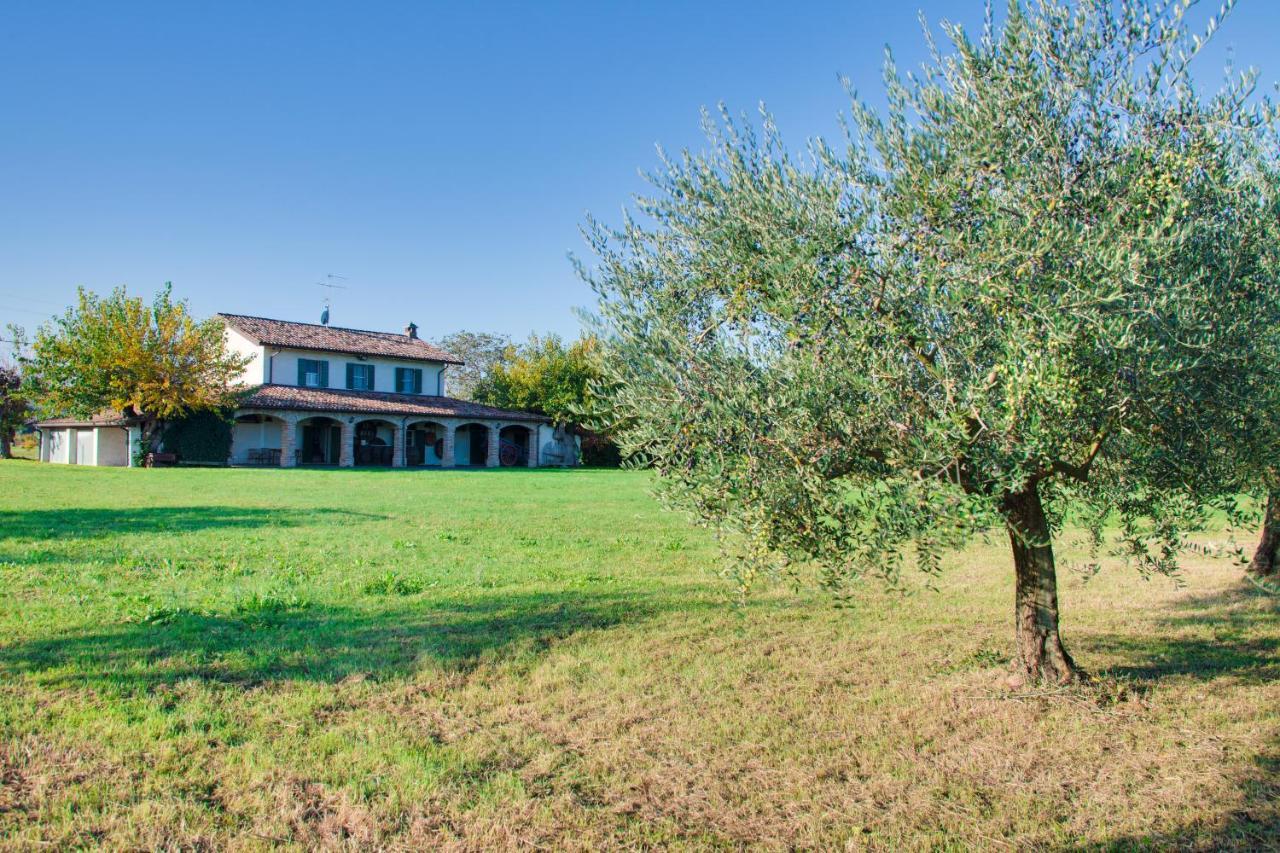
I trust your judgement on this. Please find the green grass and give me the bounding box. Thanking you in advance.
[1,462,1277,849]
[4,442,36,461]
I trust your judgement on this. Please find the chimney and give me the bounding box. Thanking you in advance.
[404,322,418,339]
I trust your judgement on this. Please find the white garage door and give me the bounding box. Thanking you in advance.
[75,429,95,466]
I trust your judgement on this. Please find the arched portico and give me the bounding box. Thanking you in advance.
[296,416,342,466]
[230,413,290,466]
[498,424,534,467]
[405,420,447,467]
[453,422,491,467]
[353,418,396,466]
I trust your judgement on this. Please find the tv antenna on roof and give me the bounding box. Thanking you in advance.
[316,274,348,325]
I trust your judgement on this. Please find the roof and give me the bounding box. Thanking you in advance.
[237,384,550,423]
[35,410,141,428]
[218,313,463,365]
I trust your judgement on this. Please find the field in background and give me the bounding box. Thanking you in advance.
[5,438,36,461]
[0,462,1276,849]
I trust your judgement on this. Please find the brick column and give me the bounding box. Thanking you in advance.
[486,423,500,468]
[441,422,455,468]
[280,416,297,467]
[392,421,406,468]
[339,419,354,467]
[526,424,538,467]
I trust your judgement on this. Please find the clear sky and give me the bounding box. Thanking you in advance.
[1,1,1275,343]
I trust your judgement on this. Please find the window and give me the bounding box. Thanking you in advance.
[346,363,375,391]
[298,358,328,388]
[395,367,423,394]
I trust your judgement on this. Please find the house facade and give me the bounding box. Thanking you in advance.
[36,314,577,469]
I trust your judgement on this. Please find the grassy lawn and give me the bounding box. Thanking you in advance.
[0,461,1277,849]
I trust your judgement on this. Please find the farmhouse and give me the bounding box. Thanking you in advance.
[36,314,575,469]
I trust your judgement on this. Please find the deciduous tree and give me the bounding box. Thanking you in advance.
[473,334,602,424]
[0,325,31,459]
[582,0,1280,683]
[434,331,511,400]
[0,366,29,459]
[24,285,249,438]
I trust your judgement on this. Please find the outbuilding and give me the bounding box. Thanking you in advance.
[35,413,143,467]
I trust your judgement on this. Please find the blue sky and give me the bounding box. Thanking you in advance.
[1,1,1275,343]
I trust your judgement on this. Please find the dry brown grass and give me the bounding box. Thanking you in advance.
[1,465,1277,849]
[383,560,1277,850]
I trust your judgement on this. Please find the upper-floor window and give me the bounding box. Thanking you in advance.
[298,358,328,388]
[395,367,423,394]
[347,363,375,391]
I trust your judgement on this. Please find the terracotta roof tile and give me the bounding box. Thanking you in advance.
[237,384,549,422]
[35,410,139,428]
[219,313,463,364]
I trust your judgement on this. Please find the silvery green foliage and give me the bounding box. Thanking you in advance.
[580,0,1280,594]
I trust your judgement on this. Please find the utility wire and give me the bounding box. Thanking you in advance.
[0,291,65,308]
[0,305,56,318]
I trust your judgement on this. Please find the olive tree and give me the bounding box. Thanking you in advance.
[581,0,1280,684]
[1248,494,1280,577]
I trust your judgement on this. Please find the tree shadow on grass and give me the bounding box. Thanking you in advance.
[0,591,682,692]
[1075,583,1280,849]
[0,506,388,542]
[1083,583,1280,684]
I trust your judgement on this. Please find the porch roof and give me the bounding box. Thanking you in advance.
[34,410,141,428]
[237,384,550,423]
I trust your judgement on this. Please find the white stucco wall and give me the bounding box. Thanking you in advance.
[267,347,447,396]
[95,428,129,467]
[45,428,69,463]
[40,425,142,466]
[230,418,283,464]
[225,327,268,384]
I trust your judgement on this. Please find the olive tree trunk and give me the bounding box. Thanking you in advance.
[1249,491,1280,578]
[0,430,11,459]
[1004,484,1079,685]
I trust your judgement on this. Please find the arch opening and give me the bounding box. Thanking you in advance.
[232,414,288,466]
[498,425,531,467]
[354,419,396,466]
[406,420,446,467]
[453,423,489,467]
[296,416,342,465]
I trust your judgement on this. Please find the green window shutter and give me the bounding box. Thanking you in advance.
[297,360,307,386]
[366,365,375,391]
[395,367,420,394]
[346,364,356,390]
[318,360,329,388]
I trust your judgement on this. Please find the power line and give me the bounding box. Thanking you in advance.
[0,291,66,308]
[0,305,57,318]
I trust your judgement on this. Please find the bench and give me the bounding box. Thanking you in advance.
[144,452,179,467]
